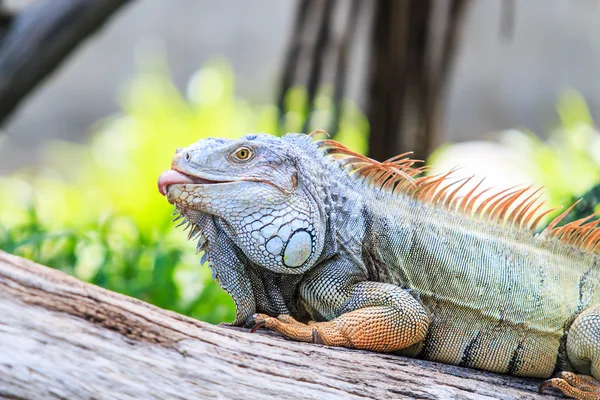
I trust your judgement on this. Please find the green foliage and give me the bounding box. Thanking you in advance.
[7,56,597,325]
[0,58,368,323]
[280,85,369,153]
[499,90,600,226]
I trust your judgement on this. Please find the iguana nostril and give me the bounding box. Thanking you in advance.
[184,152,191,161]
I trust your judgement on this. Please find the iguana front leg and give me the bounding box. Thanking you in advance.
[251,259,429,353]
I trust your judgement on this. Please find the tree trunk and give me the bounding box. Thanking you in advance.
[0,250,563,399]
[0,0,132,125]
[366,0,470,161]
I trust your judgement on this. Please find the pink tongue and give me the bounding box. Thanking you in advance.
[158,170,196,196]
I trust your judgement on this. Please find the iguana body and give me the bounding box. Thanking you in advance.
[158,133,600,399]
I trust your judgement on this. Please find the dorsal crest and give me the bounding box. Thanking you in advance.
[317,138,600,254]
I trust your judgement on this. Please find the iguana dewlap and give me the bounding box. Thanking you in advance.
[158,133,600,399]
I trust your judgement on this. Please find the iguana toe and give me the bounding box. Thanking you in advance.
[276,314,303,324]
[248,313,318,343]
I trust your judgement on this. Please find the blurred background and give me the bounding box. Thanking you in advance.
[1,0,600,323]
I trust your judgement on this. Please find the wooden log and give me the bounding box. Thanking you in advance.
[0,250,563,399]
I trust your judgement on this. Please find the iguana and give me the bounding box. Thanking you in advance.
[157,132,600,399]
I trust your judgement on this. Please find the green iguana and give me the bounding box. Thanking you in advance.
[157,132,600,399]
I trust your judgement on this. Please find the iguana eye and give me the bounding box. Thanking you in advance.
[233,147,253,161]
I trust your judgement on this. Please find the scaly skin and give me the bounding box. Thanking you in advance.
[158,133,600,399]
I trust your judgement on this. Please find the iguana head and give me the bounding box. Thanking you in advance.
[158,134,329,275]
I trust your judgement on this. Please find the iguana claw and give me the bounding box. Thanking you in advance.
[250,320,266,333]
[247,313,270,332]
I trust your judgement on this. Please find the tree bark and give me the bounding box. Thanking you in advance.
[366,0,470,161]
[0,0,132,125]
[0,250,563,399]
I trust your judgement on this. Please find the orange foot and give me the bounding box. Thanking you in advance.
[540,371,600,399]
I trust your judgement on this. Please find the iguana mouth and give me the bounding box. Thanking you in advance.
[157,169,233,196]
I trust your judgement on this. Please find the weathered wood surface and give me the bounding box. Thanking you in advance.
[0,250,563,399]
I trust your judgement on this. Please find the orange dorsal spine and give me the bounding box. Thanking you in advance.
[316,138,600,255]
